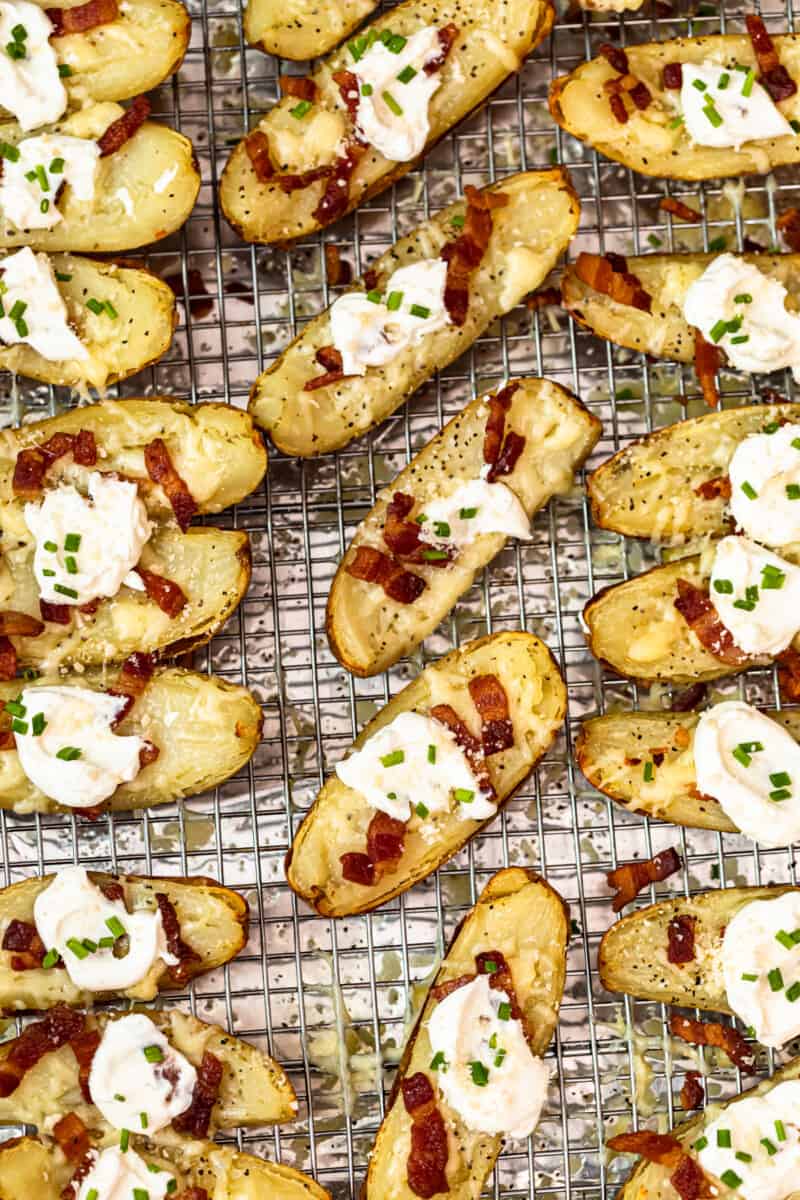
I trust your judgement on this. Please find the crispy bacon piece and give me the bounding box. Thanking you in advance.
[660,196,701,223]
[279,75,317,101]
[324,244,352,288]
[574,252,652,312]
[606,847,682,913]
[12,430,97,498]
[778,647,800,701]
[61,1150,95,1200]
[608,1131,683,1168]
[277,164,331,195]
[111,650,155,708]
[333,68,360,121]
[245,130,274,182]
[340,853,376,885]
[674,578,750,666]
[693,328,721,410]
[424,22,458,75]
[599,42,630,75]
[304,345,346,391]
[476,949,525,1018]
[468,674,514,756]
[340,812,405,887]
[487,430,525,482]
[39,600,71,625]
[53,1111,91,1163]
[163,268,214,320]
[669,1014,755,1072]
[0,611,44,637]
[0,730,15,751]
[136,568,187,618]
[70,1029,100,1103]
[483,381,518,466]
[313,138,365,225]
[662,62,683,89]
[430,972,474,1002]
[526,287,562,311]
[441,185,509,326]
[97,95,150,157]
[430,702,493,797]
[667,914,696,965]
[604,73,651,112]
[681,1070,704,1111]
[155,893,200,985]
[745,14,797,103]
[2,919,47,971]
[0,1006,84,1097]
[670,1155,710,1200]
[139,741,160,768]
[778,207,800,252]
[672,682,707,712]
[608,93,629,124]
[144,437,197,532]
[0,637,15,682]
[172,1050,223,1137]
[346,545,426,605]
[46,0,118,35]
[384,492,424,557]
[401,1072,449,1199]
[693,474,731,501]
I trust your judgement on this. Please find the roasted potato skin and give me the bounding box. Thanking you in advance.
[327,378,601,677]
[577,707,800,831]
[587,403,798,542]
[0,871,248,1012]
[222,0,555,244]
[244,0,379,58]
[286,632,567,917]
[549,35,800,180]
[362,868,569,1199]
[250,171,581,456]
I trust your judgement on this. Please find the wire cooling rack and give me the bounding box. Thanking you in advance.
[3,1,800,1196]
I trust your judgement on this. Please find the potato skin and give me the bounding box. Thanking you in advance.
[221,0,555,244]
[286,632,567,916]
[363,868,569,1199]
[549,35,800,180]
[327,377,601,677]
[249,170,581,456]
[244,0,378,58]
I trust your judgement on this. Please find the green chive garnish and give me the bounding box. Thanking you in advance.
[41,948,59,968]
[498,1001,511,1020]
[143,1044,164,1063]
[454,788,474,803]
[720,1170,742,1189]
[380,750,404,767]
[53,585,78,598]
[386,290,403,311]
[106,915,125,938]
[741,481,757,499]
[643,761,655,782]
[382,91,403,116]
[66,937,89,959]
[427,744,436,764]
[469,1060,489,1087]
[56,746,81,761]
[430,1050,447,1070]
[769,967,785,991]
[460,507,478,518]
[397,64,416,84]
[119,1128,129,1152]
[290,100,312,119]
[410,303,430,318]
[415,801,429,818]
[717,1129,732,1148]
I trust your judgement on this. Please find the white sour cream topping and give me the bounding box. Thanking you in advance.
[680,61,793,150]
[335,709,493,822]
[14,686,145,809]
[0,0,66,132]
[421,478,531,547]
[709,535,800,657]
[33,865,178,992]
[683,255,800,381]
[427,974,547,1139]
[77,1147,174,1200]
[697,1082,800,1200]
[25,472,152,606]
[329,258,450,376]
[0,133,100,231]
[89,1013,197,1133]
[353,25,445,161]
[694,701,800,847]
[0,247,87,361]
[728,425,800,548]
[723,893,800,1048]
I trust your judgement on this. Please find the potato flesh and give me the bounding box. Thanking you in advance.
[328,379,600,676]
[222,0,554,244]
[365,869,568,1199]
[287,633,567,916]
[250,171,580,455]
[550,35,800,179]
[243,0,378,58]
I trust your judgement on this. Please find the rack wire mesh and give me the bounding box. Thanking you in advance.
[3,0,800,1196]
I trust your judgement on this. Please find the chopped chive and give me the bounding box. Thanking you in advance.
[718,72,730,89]
[498,1001,511,1020]
[787,981,800,1002]
[386,33,406,52]
[348,35,367,60]
[741,972,758,981]
[669,115,684,129]
[143,1044,164,1063]
[451,213,465,228]
[415,801,429,818]
[290,100,312,119]
[714,578,734,594]
[489,1033,498,1048]
[82,938,97,953]
[380,750,404,767]
[741,481,757,499]
[777,929,795,949]
[31,712,45,736]
[483,959,498,973]
[40,199,49,214]
[140,1112,148,1130]
[86,1192,99,1200]
[41,569,55,578]
[761,1137,778,1155]
[114,1094,126,1102]
[734,293,752,304]
[421,548,448,560]
[769,967,785,991]
[708,235,727,252]
[65,555,77,574]
[720,1170,742,1189]
[44,543,57,554]
[10,719,26,734]
[49,157,64,174]
[41,947,59,969]
[775,1119,787,1142]
[771,772,792,788]
[433,521,450,538]
[34,164,48,191]
[119,1128,129,1152]
[0,142,19,163]
[360,82,373,95]
[64,533,81,552]
[56,746,81,761]
[86,298,105,315]
[386,290,403,311]
[430,1050,447,1070]
[771,789,792,801]
[742,68,755,97]
[15,316,27,337]
[397,64,417,84]
[53,585,78,598]
[786,484,800,500]
[703,102,723,128]
[167,1184,177,1196]
[98,936,115,948]
[762,564,786,589]
[459,507,478,518]
[454,788,474,803]
[717,1129,732,1148]
[730,335,749,344]
[366,289,382,304]
[693,1136,709,1151]
[103,300,117,319]
[58,63,72,76]
[410,303,431,318]
[692,78,707,91]
[106,915,125,938]
[382,90,403,116]
[9,299,26,322]
[710,318,728,343]
[4,701,25,718]
[469,1060,489,1087]
[494,1048,507,1067]
[735,1152,752,1163]
[5,42,25,59]
[643,761,655,782]
[66,937,89,960]
[427,744,436,764]
[648,233,662,248]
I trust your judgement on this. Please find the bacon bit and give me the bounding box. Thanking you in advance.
[401,1073,449,1199]
[604,73,651,110]
[660,196,701,223]
[136,568,187,619]
[680,1070,704,1111]
[144,438,197,532]
[2,918,46,971]
[367,811,406,866]
[441,185,509,327]
[73,430,97,466]
[402,1072,435,1112]
[483,381,518,466]
[608,1131,683,1168]
[606,847,682,913]
[363,268,379,291]
[245,130,274,183]
[46,0,118,35]
[629,80,651,110]
[430,972,475,1002]
[0,637,16,681]
[313,138,365,225]
[98,879,125,903]
[13,430,97,498]
[340,852,376,886]
[662,62,683,89]
[279,75,317,101]
[346,545,426,605]
[667,914,696,965]
[155,893,200,985]
[599,42,630,75]
[39,600,71,625]
[304,345,346,391]
[671,1155,712,1200]
[163,268,214,320]
[745,14,797,104]
[172,1050,223,1137]
[429,702,493,799]
[0,1006,85,1097]
[487,430,525,482]
[475,949,527,1029]
[468,674,514,756]
[114,651,155,702]
[674,578,750,666]
[525,287,562,311]
[53,1111,91,1163]
[97,95,150,157]
[384,492,424,558]
[608,93,629,124]
[0,730,15,751]
[693,474,731,501]
[139,741,160,768]
[277,163,331,195]
[778,207,800,252]
[778,647,800,701]
[70,1029,100,1103]
[324,244,352,288]
[423,22,458,75]
[0,611,44,637]
[669,1013,755,1072]
[575,252,652,312]
[693,328,721,410]
[332,68,360,121]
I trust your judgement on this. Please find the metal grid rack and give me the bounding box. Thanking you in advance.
[3,0,800,1196]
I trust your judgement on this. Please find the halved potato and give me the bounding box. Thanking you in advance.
[0,254,177,388]
[587,402,798,542]
[221,0,555,244]
[0,111,200,253]
[0,1135,330,1200]
[250,170,581,456]
[0,1006,297,1130]
[0,666,262,816]
[0,871,248,1011]
[364,868,569,1199]
[560,251,800,364]
[549,35,800,180]
[244,0,378,59]
[328,377,601,676]
[577,706,800,831]
[286,632,567,917]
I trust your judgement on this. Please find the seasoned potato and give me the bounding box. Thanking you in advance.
[0,666,262,816]
[0,254,177,388]
[0,871,248,1011]
[221,0,555,244]
[549,35,800,179]
[286,633,566,917]
[364,868,569,1199]
[328,378,601,676]
[561,251,800,363]
[0,1006,297,1130]
[587,403,798,542]
[250,171,581,456]
[244,0,378,59]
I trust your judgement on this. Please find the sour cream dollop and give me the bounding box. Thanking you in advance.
[680,61,793,150]
[0,247,87,361]
[709,535,800,657]
[77,1147,175,1200]
[723,893,800,1048]
[89,1013,197,1133]
[335,709,493,821]
[14,686,145,809]
[0,0,67,131]
[683,255,800,381]
[698,1082,800,1200]
[0,133,100,231]
[427,973,547,1139]
[33,865,178,992]
[728,424,800,548]
[329,258,450,376]
[353,26,445,161]
[694,701,800,847]
[25,472,152,606]
[420,478,531,547]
